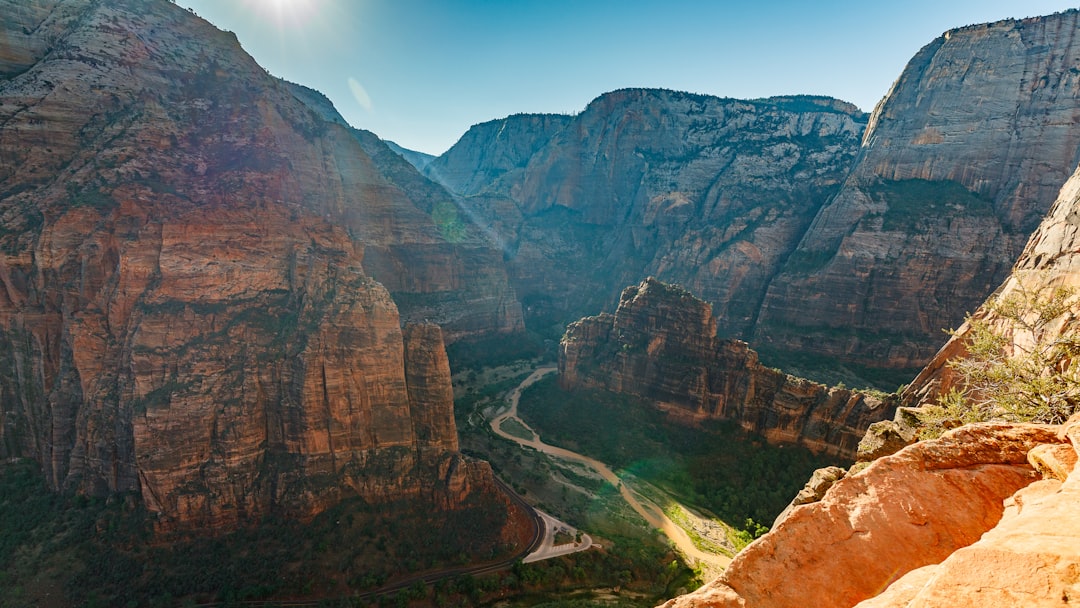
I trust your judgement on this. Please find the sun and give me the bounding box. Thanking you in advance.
[243,0,323,28]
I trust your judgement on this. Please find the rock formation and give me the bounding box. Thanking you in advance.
[756,10,1080,370]
[430,90,867,336]
[906,160,1080,405]
[658,422,1069,608]
[560,278,895,459]
[0,0,519,531]
[662,101,1080,608]
[426,11,1080,383]
[281,81,524,342]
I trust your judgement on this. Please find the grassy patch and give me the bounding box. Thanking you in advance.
[500,417,536,441]
[866,178,995,232]
[517,377,841,532]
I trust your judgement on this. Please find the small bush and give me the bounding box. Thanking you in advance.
[921,273,1080,437]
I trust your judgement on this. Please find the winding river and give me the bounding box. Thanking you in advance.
[490,366,731,571]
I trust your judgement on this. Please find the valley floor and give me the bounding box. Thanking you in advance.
[489,366,732,578]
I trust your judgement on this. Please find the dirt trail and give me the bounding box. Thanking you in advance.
[491,366,731,570]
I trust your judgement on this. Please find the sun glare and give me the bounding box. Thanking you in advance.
[244,0,323,28]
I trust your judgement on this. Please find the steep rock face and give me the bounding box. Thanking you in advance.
[757,10,1080,369]
[435,90,866,335]
[424,113,573,197]
[906,161,1080,404]
[659,423,1061,608]
[560,278,894,458]
[0,0,510,530]
[282,81,524,342]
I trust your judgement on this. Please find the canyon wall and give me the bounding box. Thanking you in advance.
[0,0,516,529]
[662,146,1080,608]
[905,161,1080,405]
[756,10,1080,369]
[427,11,1080,381]
[430,91,867,336]
[560,278,895,459]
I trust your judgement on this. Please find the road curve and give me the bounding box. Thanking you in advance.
[490,367,731,570]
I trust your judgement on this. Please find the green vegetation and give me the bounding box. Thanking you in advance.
[500,417,536,441]
[866,178,996,232]
[453,363,704,607]
[516,377,840,534]
[754,345,916,393]
[0,459,521,607]
[921,275,1080,438]
[446,331,552,371]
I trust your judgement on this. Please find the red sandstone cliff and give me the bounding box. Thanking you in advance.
[559,278,895,459]
[0,0,515,530]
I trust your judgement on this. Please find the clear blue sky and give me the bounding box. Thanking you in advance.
[175,0,1079,155]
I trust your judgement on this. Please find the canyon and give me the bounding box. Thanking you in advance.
[0,0,523,532]
[421,10,1080,380]
[560,277,895,460]
[4,0,1080,606]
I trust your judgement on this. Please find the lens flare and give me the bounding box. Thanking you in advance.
[242,0,322,28]
[348,76,374,112]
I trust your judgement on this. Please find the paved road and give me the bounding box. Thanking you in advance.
[524,509,593,563]
[491,367,731,570]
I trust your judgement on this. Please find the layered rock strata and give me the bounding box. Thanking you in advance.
[0,0,516,530]
[560,278,894,459]
[431,90,867,335]
[756,10,1080,369]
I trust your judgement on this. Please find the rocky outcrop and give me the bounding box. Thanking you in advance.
[560,278,895,458]
[659,423,1064,608]
[756,10,1080,370]
[435,90,867,335]
[0,0,517,531]
[852,415,1080,608]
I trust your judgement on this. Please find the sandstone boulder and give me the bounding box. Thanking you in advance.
[658,423,1060,608]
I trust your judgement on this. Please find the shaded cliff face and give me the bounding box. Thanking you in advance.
[559,278,894,459]
[0,0,508,529]
[756,11,1080,369]
[424,113,574,197]
[434,90,867,336]
[905,160,1080,404]
[281,81,524,342]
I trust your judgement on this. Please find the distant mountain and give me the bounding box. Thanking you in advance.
[430,89,867,348]
[432,10,1080,384]
[385,139,436,171]
[0,0,524,538]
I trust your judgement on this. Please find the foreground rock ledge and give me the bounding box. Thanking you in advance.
[658,423,1063,608]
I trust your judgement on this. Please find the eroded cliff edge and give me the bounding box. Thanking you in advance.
[559,278,895,459]
[0,0,518,531]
